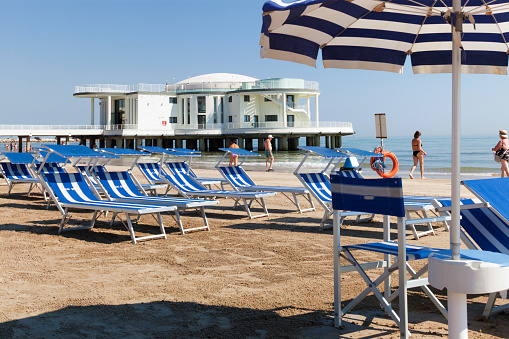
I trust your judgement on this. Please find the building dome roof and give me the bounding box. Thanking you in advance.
[176,73,258,84]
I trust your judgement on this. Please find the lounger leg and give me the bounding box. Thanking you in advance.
[333,210,341,327]
[174,210,184,234]
[125,214,138,244]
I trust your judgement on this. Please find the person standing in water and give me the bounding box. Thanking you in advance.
[409,131,427,179]
[264,135,274,171]
[492,129,509,177]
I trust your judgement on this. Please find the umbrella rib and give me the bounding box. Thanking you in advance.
[408,0,440,54]
[480,0,509,50]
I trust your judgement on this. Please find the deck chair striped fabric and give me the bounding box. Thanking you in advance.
[331,176,448,337]
[41,172,177,244]
[164,171,276,219]
[335,169,364,179]
[95,171,218,234]
[166,161,227,189]
[35,162,68,174]
[434,180,509,318]
[295,172,373,228]
[0,163,40,195]
[218,166,315,213]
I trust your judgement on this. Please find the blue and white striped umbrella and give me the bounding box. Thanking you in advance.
[260,0,509,337]
[260,0,509,74]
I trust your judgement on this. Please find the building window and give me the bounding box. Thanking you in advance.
[220,97,224,123]
[265,115,278,122]
[244,95,250,102]
[286,95,295,109]
[228,96,232,103]
[228,116,233,123]
[169,117,177,123]
[181,99,185,124]
[197,96,206,113]
[244,115,250,122]
[169,97,177,104]
[187,98,191,124]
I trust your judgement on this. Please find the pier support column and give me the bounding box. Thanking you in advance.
[244,138,253,151]
[162,138,173,149]
[335,136,342,148]
[18,136,23,153]
[99,139,106,148]
[116,138,124,148]
[314,136,321,147]
[238,137,244,149]
[106,139,115,148]
[278,137,289,151]
[186,139,197,150]
[306,137,313,146]
[56,136,61,145]
[156,139,163,147]
[26,137,31,153]
[126,139,134,149]
[258,138,264,151]
[135,138,141,149]
[145,139,153,147]
[208,138,221,152]
[325,136,330,149]
[199,138,207,152]
[175,139,183,148]
[288,137,299,150]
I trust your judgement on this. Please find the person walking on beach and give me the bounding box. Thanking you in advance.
[492,130,509,177]
[409,131,427,179]
[264,135,274,171]
[229,139,239,166]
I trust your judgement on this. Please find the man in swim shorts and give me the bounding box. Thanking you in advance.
[264,135,274,171]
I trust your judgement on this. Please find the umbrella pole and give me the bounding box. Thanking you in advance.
[449,2,468,338]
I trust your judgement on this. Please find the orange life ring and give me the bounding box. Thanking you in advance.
[370,147,399,178]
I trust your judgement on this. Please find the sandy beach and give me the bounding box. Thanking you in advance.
[0,168,506,338]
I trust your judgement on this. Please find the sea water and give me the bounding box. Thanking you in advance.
[24,135,502,179]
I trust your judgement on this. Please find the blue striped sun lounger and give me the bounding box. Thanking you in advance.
[0,162,40,196]
[433,178,509,317]
[162,171,276,219]
[218,165,315,213]
[166,161,228,189]
[41,172,177,244]
[95,171,218,234]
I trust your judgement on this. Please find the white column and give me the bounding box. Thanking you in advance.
[282,94,287,127]
[91,98,95,125]
[314,94,319,126]
[306,96,310,117]
[106,96,112,126]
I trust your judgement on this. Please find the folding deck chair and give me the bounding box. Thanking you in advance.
[95,170,218,234]
[432,177,509,317]
[215,148,315,213]
[41,172,176,244]
[0,152,42,196]
[161,171,276,219]
[166,160,228,189]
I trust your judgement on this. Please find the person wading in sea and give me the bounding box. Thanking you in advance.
[409,131,427,179]
[264,135,274,172]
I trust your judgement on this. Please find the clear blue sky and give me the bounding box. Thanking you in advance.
[1,0,507,137]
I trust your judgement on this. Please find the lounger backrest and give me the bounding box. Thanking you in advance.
[218,166,255,188]
[96,171,143,199]
[296,172,332,202]
[166,162,197,178]
[437,198,509,254]
[76,165,106,175]
[137,163,166,183]
[167,172,205,192]
[0,163,34,179]
[42,172,99,204]
[35,163,67,174]
[335,170,363,179]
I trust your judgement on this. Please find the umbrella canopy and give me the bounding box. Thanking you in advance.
[261,0,509,75]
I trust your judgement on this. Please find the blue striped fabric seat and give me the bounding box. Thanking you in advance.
[165,171,276,219]
[0,162,40,195]
[41,172,176,244]
[137,162,167,185]
[335,170,363,179]
[95,171,218,234]
[35,162,67,174]
[219,166,315,213]
[166,161,227,188]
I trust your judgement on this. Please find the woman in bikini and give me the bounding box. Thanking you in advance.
[492,130,509,177]
[409,131,427,179]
